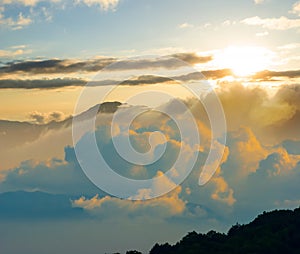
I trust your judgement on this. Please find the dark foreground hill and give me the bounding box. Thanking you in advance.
[146,207,300,254]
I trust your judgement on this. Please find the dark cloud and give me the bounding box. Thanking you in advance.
[121,75,173,85]
[174,69,233,81]
[0,58,115,75]
[0,78,86,89]
[107,57,187,71]
[202,69,234,79]
[0,76,171,89]
[0,54,212,77]
[86,75,173,87]
[29,111,67,124]
[0,69,231,89]
[252,69,300,80]
[170,53,213,65]
[109,54,213,71]
[1,57,299,85]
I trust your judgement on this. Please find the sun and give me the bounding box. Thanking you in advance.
[214,46,273,77]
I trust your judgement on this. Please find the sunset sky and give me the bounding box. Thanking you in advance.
[1,1,300,254]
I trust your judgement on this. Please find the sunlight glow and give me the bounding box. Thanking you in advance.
[214,46,274,77]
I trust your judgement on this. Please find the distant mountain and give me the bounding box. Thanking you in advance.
[0,191,85,220]
[149,207,300,254]
[0,101,122,152]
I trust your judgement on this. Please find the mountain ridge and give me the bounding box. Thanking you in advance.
[147,207,300,254]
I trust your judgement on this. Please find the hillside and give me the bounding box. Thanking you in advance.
[148,207,300,254]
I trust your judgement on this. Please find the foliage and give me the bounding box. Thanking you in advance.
[149,207,300,254]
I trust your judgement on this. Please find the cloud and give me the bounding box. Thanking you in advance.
[0,12,32,30]
[0,78,86,89]
[201,146,236,206]
[0,58,115,75]
[291,1,300,16]
[29,111,68,124]
[231,164,300,222]
[216,83,300,143]
[278,43,300,50]
[252,69,300,80]
[0,0,119,30]
[241,16,300,30]
[225,127,268,178]
[0,74,194,89]
[210,176,235,206]
[222,19,239,27]
[262,85,300,142]
[2,0,61,6]
[1,0,119,11]
[72,184,186,218]
[0,83,299,254]
[1,0,42,6]
[1,83,299,176]
[263,148,300,175]
[178,22,194,29]
[280,140,300,155]
[0,54,217,89]
[105,56,210,71]
[172,69,233,82]
[1,83,300,216]
[170,53,213,65]
[254,0,265,4]
[0,68,231,89]
[0,147,103,195]
[0,48,28,58]
[203,69,234,79]
[255,31,269,37]
[75,0,120,11]
[0,54,212,78]
[0,101,120,171]
[119,75,173,86]
[1,82,298,174]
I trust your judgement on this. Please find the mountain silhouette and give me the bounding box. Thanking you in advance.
[148,207,300,254]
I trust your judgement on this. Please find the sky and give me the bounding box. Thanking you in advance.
[0,0,300,254]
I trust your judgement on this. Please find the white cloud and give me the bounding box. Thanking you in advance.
[0,48,29,57]
[75,0,120,11]
[15,12,32,25]
[10,44,27,49]
[278,43,300,50]
[1,0,119,10]
[222,20,232,26]
[178,22,194,29]
[254,0,265,4]
[241,16,300,30]
[211,176,236,205]
[28,111,68,124]
[1,0,41,6]
[0,12,32,30]
[256,31,269,37]
[72,185,186,217]
[291,1,300,16]
[0,0,119,29]
[221,19,237,26]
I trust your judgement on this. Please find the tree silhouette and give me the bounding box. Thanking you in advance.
[147,207,300,254]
